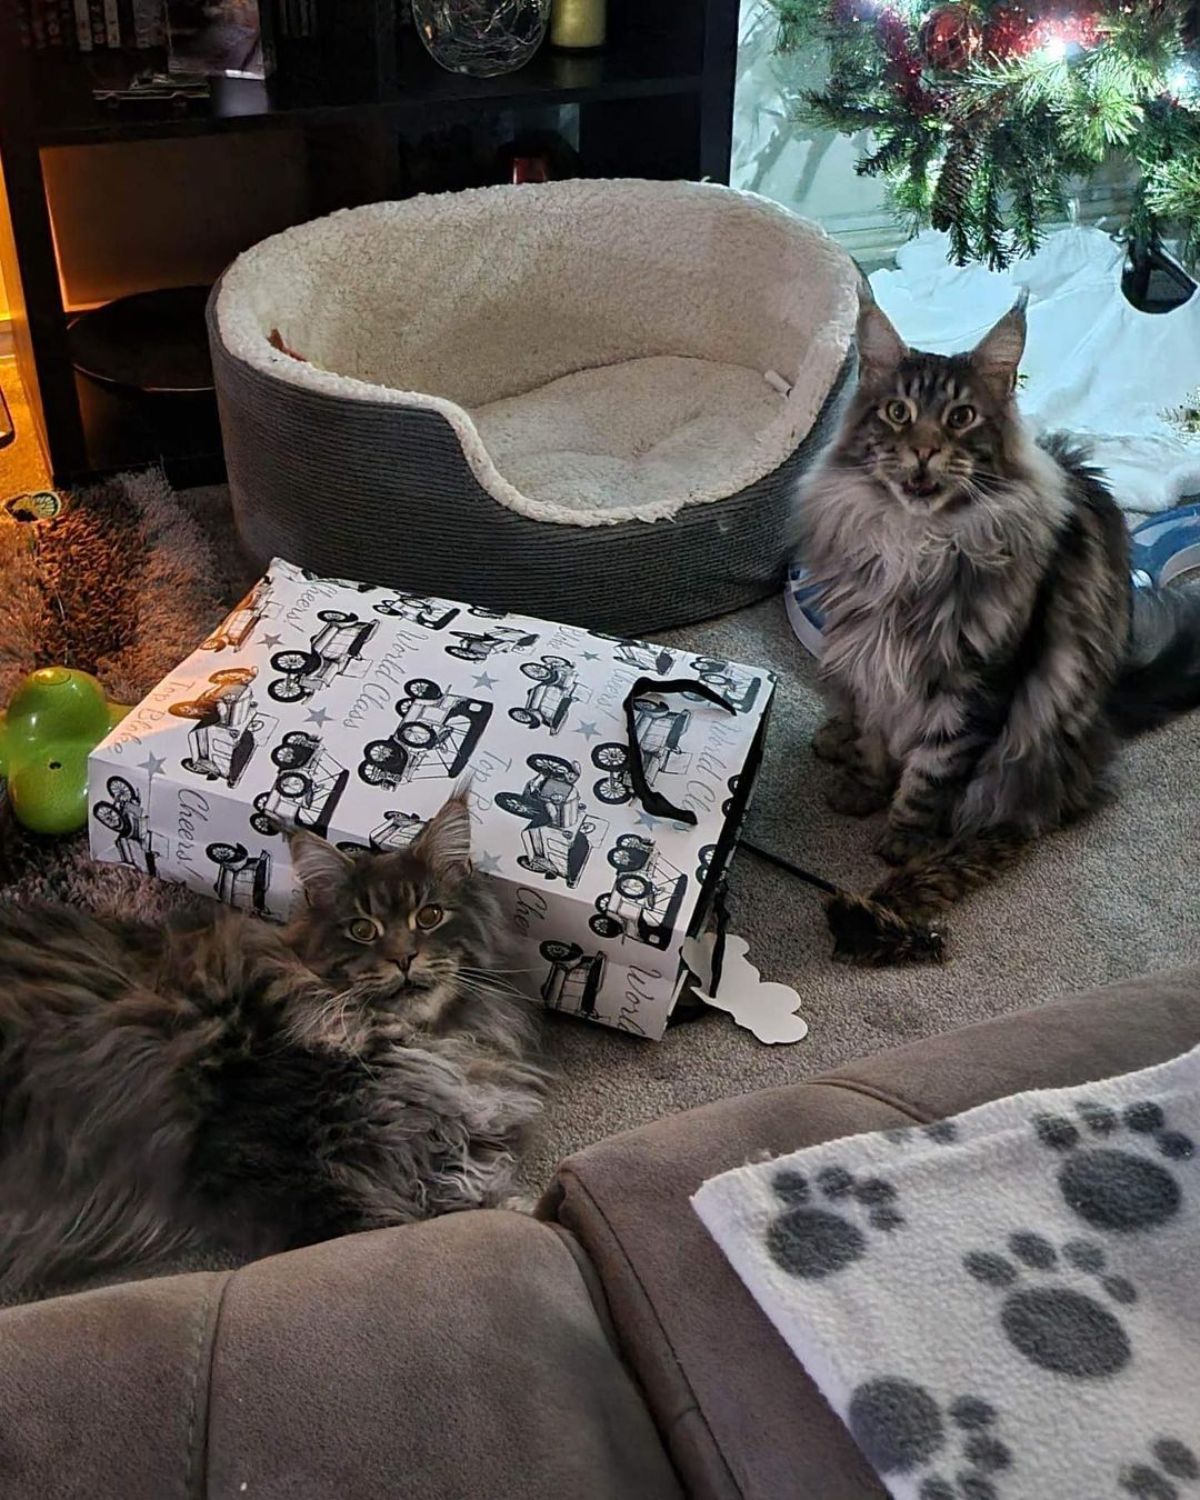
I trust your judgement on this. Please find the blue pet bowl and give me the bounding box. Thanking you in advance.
[1129,502,1200,590]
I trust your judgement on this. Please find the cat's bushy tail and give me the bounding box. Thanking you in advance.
[826,827,1028,966]
[1109,583,1200,734]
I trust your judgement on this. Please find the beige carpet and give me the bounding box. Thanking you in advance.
[4,476,1198,1196]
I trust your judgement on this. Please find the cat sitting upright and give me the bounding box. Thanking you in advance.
[0,792,546,1299]
[799,289,1200,962]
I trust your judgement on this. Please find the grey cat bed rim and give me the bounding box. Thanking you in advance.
[208,288,853,636]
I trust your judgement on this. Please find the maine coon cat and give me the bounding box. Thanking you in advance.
[798,290,1200,962]
[0,793,546,1298]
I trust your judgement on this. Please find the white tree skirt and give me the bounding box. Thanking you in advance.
[869,227,1200,515]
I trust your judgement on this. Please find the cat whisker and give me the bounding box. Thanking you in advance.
[454,977,531,1003]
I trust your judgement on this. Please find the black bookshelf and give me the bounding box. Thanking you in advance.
[0,0,740,487]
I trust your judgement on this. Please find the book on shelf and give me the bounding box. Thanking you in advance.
[277,0,317,38]
[133,0,165,46]
[58,0,76,47]
[43,0,64,45]
[72,0,92,48]
[103,0,120,45]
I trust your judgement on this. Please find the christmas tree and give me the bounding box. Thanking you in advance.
[769,0,1200,272]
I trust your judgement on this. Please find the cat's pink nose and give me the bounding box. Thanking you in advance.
[914,446,940,463]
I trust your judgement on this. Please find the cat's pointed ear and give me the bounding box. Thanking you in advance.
[856,286,908,383]
[971,292,1028,400]
[289,830,353,906]
[411,792,473,885]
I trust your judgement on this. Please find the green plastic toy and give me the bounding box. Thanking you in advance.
[0,668,131,836]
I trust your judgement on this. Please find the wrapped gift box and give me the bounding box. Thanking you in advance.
[88,560,774,1039]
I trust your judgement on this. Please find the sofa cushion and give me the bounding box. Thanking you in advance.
[0,1210,682,1500]
[545,966,1200,1500]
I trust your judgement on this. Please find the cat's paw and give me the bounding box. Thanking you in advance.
[875,824,939,866]
[812,716,856,765]
[826,773,891,818]
[497,1191,540,1215]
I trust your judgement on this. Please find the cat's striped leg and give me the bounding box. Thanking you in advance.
[876,733,969,864]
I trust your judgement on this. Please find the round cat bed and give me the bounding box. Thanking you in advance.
[209,179,858,634]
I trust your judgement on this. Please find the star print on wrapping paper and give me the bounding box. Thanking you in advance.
[473,672,498,690]
[140,753,167,777]
[577,721,600,740]
[636,811,663,830]
[261,633,282,648]
[474,852,503,875]
[306,707,331,726]
[580,651,600,662]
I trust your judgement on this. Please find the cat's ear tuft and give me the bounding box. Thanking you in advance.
[411,792,473,884]
[971,292,1028,400]
[856,287,908,384]
[289,830,353,906]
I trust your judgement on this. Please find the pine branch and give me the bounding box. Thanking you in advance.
[857,131,923,177]
[799,91,900,134]
[765,0,830,51]
[930,129,982,232]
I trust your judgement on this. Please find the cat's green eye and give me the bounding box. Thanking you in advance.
[884,399,911,426]
[415,903,444,931]
[946,403,976,430]
[346,917,379,944]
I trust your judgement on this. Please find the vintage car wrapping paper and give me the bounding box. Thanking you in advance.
[88,560,775,1039]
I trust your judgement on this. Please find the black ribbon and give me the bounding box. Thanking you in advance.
[708,876,732,999]
[621,676,736,826]
[737,836,839,897]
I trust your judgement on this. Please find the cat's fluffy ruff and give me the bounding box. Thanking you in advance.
[798,291,1200,955]
[0,794,546,1300]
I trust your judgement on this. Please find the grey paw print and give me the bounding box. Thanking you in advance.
[884,1119,959,1147]
[846,1376,1012,1499]
[964,1231,1135,1378]
[1120,1437,1200,1499]
[765,1164,904,1279]
[1034,1098,1194,1233]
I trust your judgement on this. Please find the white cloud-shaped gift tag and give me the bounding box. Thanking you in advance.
[682,931,809,1046]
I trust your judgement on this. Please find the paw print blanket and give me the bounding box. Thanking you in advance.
[692,1045,1200,1500]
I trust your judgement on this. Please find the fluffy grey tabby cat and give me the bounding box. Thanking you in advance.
[0,793,545,1298]
[798,290,1200,963]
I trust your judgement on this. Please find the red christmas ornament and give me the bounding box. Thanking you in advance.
[918,4,983,72]
[982,4,1038,59]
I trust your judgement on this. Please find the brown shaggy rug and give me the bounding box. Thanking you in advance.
[0,471,247,910]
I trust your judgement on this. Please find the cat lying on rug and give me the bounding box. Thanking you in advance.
[800,289,1200,964]
[0,793,546,1299]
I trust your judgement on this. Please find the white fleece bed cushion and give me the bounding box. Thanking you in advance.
[215,179,858,527]
[473,355,787,514]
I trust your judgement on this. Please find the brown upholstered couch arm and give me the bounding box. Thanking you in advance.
[0,1211,683,1500]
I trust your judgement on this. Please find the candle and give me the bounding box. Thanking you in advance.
[551,0,606,51]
